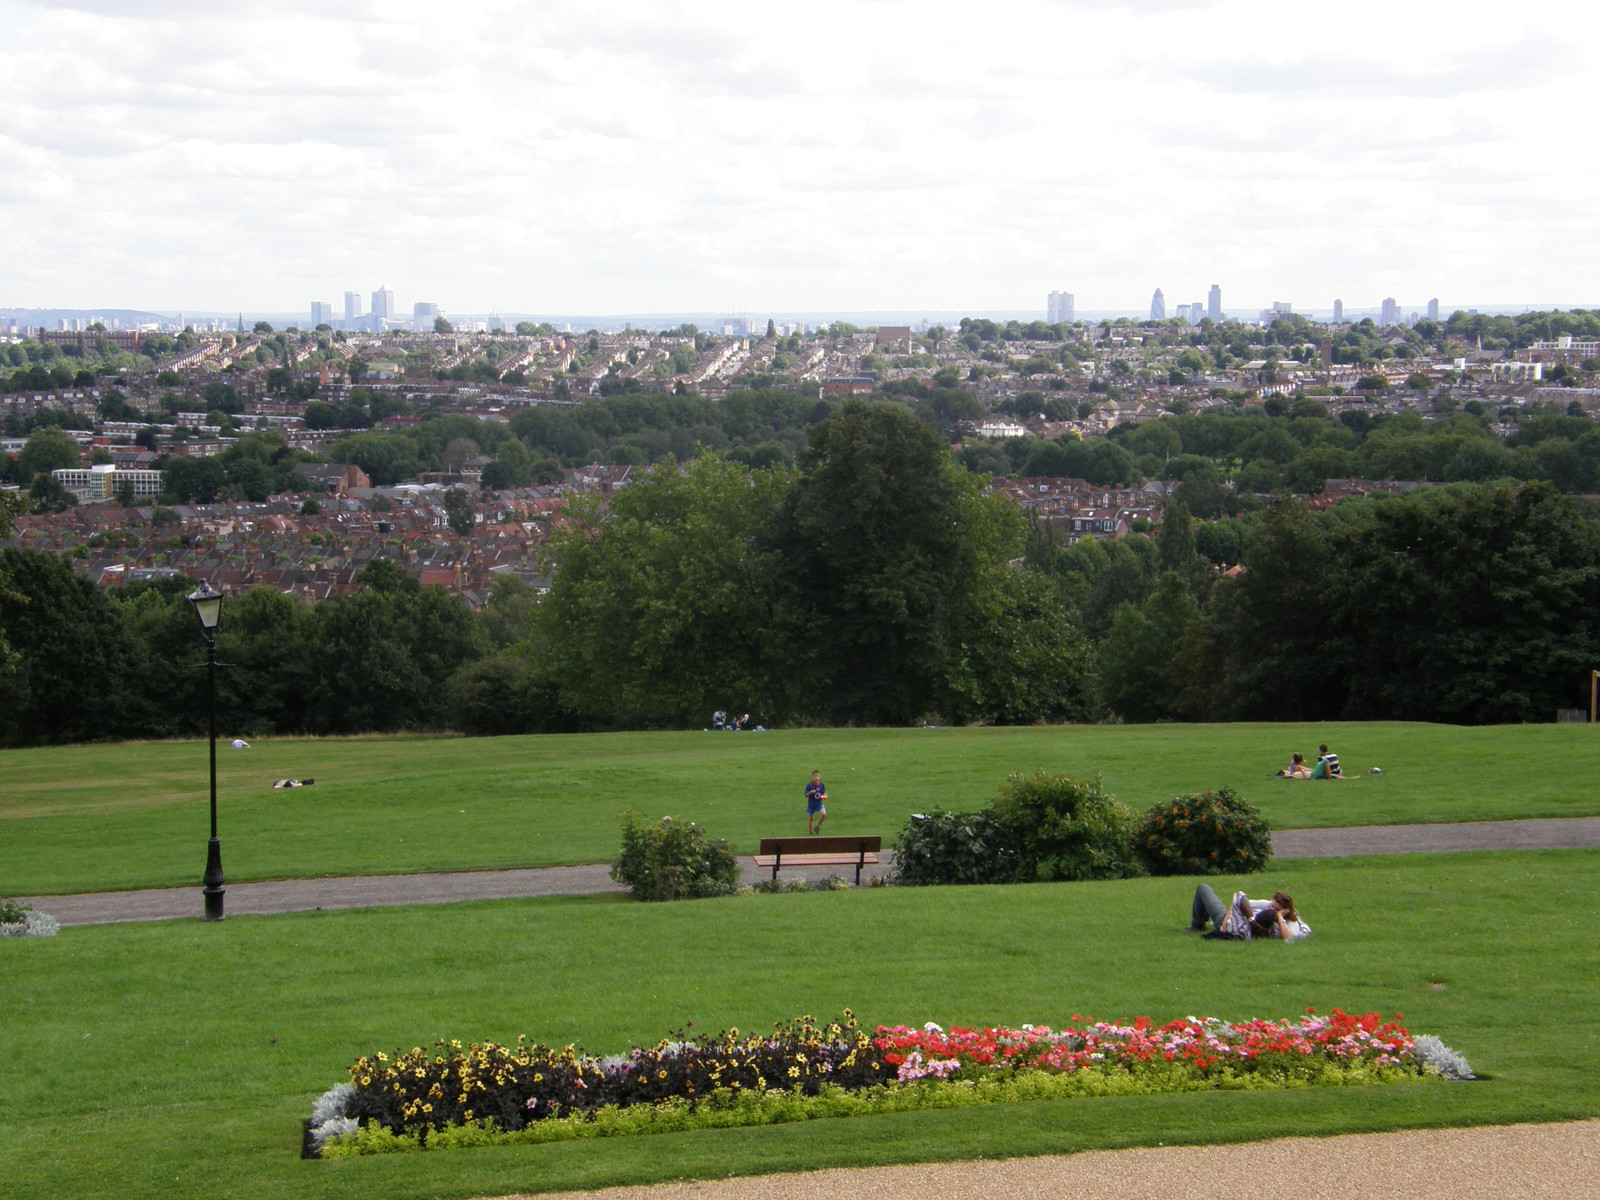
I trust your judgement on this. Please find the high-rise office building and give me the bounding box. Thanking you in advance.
[344,291,364,322]
[1380,297,1400,327]
[1427,297,1440,322]
[1188,302,1203,325]
[1048,290,1075,324]
[1333,299,1344,323]
[371,285,395,321]
[413,301,442,332]
[1149,288,1166,321]
[1207,284,1222,323]
[310,301,334,328]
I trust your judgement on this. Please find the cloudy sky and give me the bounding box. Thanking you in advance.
[2,0,1596,318]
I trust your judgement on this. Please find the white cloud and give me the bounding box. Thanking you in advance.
[1,0,1597,313]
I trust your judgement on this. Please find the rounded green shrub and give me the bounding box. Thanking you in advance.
[890,808,1019,886]
[1137,787,1272,876]
[990,769,1144,882]
[611,812,740,901]
[892,771,1142,885]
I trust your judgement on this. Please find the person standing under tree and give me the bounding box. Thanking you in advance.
[804,770,828,834]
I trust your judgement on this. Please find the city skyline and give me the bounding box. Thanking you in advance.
[5,287,1532,335]
[3,1,1597,315]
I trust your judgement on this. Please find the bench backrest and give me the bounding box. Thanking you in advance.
[758,835,881,856]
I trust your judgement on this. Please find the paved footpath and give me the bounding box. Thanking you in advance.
[508,1119,1600,1200]
[24,816,1600,927]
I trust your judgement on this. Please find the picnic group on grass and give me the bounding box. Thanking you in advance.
[1277,744,1344,780]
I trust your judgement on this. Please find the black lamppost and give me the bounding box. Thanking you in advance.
[187,582,226,922]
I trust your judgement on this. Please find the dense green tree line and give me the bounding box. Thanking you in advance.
[0,403,1098,744]
[1080,483,1600,725]
[529,402,1094,729]
[305,388,833,486]
[7,402,1600,744]
[1002,404,1600,509]
[1,336,148,392]
[0,552,487,746]
[159,430,321,503]
[293,385,1600,501]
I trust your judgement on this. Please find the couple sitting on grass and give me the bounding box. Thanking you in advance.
[1276,744,1343,780]
[1189,885,1311,941]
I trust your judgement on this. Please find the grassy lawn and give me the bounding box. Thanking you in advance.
[5,722,1600,894]
[3,848,1597,1200]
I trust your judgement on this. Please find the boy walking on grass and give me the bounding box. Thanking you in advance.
[805,770,828,834]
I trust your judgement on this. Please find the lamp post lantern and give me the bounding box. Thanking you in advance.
[187,582,226,922]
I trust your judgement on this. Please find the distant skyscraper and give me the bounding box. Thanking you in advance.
[344,291,363,322]
[1188,302,1203,325]
[1333,299,1344,323]
[310,301,333,328]
[1380,297,1400,327]
[1207,284,1222,323]
[1427,297,1440,322]
[371,285,395,321]
[1048,290,1075,324]
[1149,288,1166,321]
[413,301,441,331]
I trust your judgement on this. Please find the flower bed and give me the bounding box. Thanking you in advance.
[308,1009,1473,1158]
[0,898,58,938]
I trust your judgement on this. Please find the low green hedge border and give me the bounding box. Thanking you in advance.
[320,1059,1427,1158]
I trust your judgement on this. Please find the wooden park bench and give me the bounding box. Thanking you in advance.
[754,835,882,886]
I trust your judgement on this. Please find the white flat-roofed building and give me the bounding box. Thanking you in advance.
[53,464,164,500]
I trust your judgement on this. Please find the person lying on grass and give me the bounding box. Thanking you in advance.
[1189,884,1310,940]
[1276,752,1312,779]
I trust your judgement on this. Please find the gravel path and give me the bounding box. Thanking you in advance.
[498,1120,1600,1200]
[24,815,1600,927]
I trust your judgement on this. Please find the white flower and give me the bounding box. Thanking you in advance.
[311,1083,355,1125]
[309,1116,359,1151]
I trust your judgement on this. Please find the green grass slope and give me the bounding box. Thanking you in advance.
[2,849,1596,1200]
[5,722,1600,894]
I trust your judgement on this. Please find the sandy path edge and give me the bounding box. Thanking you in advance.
[482,1118,1600,1200]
